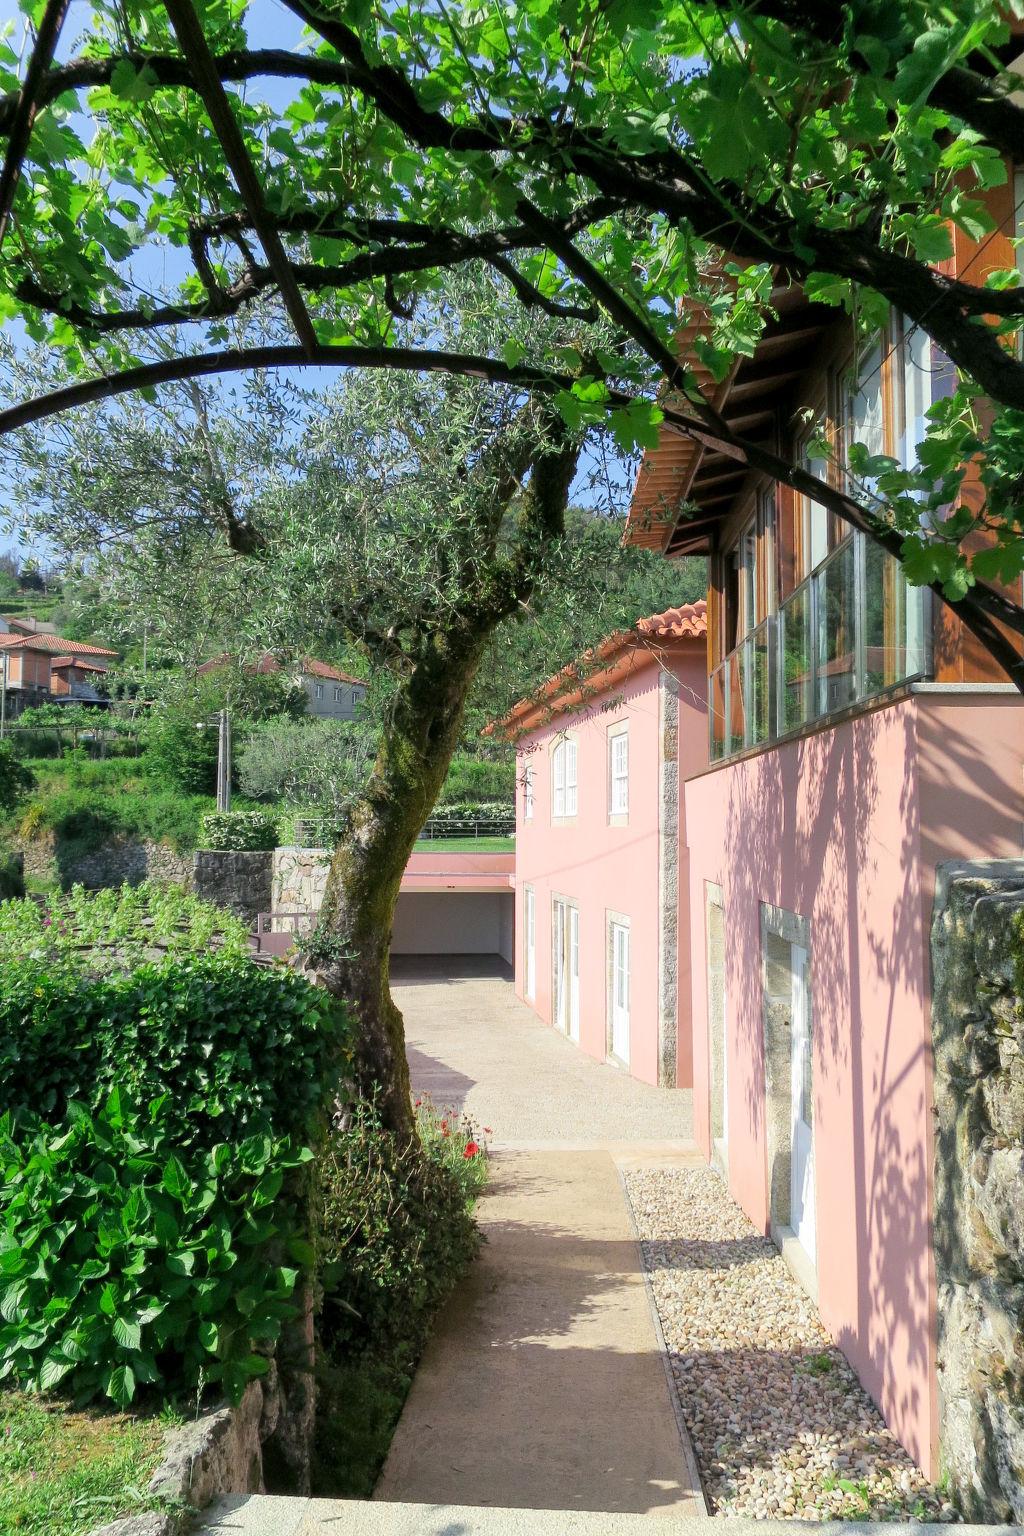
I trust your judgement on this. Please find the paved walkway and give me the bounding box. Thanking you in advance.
[392,955,694,1148]
[372,959,703,1516]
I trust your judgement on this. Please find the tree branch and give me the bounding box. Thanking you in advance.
[0,47,364,136]
[0,338,1020,677]
[0,0,70,246]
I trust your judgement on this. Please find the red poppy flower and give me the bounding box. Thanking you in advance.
[464,1142,480,1158]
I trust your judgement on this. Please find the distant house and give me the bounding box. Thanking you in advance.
[49,655,110,702]
[0,614,58,637]
[197,652,366,722]
[0,633,117,713]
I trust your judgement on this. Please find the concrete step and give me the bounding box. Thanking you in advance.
[197,1498,712,1534]
[194,1498,1021,1536]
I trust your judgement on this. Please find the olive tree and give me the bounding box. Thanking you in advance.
[2,273,689,1134]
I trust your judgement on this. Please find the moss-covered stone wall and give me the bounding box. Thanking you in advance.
[931,859,1024,1521]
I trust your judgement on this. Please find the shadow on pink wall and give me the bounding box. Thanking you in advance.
[683,692,1024,1474]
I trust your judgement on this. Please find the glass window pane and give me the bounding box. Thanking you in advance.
[710,663,727,761]
[728,650,746,755]
[748,623,771,746]
[815,540,857,715]
[863,540,928,695]
[779,583,814,733]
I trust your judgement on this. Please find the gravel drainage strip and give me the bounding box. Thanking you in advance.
[624,1165,956,1522]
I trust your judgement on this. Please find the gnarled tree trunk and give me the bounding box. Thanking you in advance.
[313,630,489,1139]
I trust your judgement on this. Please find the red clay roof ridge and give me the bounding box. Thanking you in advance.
[485,599,707,737]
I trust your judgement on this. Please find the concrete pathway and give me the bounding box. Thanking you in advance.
[196,960,704,1534]
[392,955,694,1147]
[370,959,704,1516]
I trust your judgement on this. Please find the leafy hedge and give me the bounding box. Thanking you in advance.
[0,885,351,1409]
[0,953,347,1144]
[0,1091,309,1406]
[201,810,279,851]
[422,801,512,827]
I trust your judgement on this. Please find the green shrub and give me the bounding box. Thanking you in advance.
[9,757,211,853]
[0,851,23,900]
[145,715,219,795]
[423,800,513,826]
[314,1096,486,1494]
[201,810,279,851]
[318,1098,482,1357]
[0,885,349,1145]
[0,743,34,815]
[0,1090,310,1407]
[438,754,514,804]
[0,953,346,1146]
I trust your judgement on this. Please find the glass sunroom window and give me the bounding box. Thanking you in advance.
[778,581,813,733]
[815,538,858,715]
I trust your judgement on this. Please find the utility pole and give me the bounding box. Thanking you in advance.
[216,706,232,812]
[0,651,7,739]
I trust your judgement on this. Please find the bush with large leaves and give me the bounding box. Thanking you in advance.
[0,885,352,1408]
[0,1091,310,1406]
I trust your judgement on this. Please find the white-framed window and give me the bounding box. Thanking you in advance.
[608,913,631,1065]
[524,885,536,1001]
[608,724,628,817]
[314,682,324,700]
[551,737,577,818]
[523,764,535,820]
[334,686,342,702]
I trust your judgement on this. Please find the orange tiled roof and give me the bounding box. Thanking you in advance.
[51,655,108,672]
[485,601,707,738]
[0,633,116,658]
[197,651,364,686]
[636,601,708,640]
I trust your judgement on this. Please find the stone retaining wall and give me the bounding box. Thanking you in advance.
[272,845,331,914]
[14,836,273,920]
[931,859,1024,1521]
[16,833,194,889]
[193,850,273,922]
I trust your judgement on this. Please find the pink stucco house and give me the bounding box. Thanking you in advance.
[494,182,1024,1482]
[620,259,1023,1476]
[495,605,708,1088]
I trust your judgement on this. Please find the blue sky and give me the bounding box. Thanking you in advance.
[0,0,637,569]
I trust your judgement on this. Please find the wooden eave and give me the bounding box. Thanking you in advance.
[627,286,840,558]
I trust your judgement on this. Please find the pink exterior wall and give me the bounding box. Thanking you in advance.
[401,850,514,892]
[684,689,1023,1477]
[513,646,707,1087]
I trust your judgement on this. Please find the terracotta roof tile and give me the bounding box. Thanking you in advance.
[0,633,116,657]
[486,601,707,738]
[51,656,108,672]
[197,651,364,686]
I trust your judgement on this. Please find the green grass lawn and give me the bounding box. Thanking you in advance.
[0,1392,171,1536]
[413,836,514,852]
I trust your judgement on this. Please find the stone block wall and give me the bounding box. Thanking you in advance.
[272,846,331,915]
[193,850,273,923]
[16,833,194,890]
[931,859,1024,1521]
